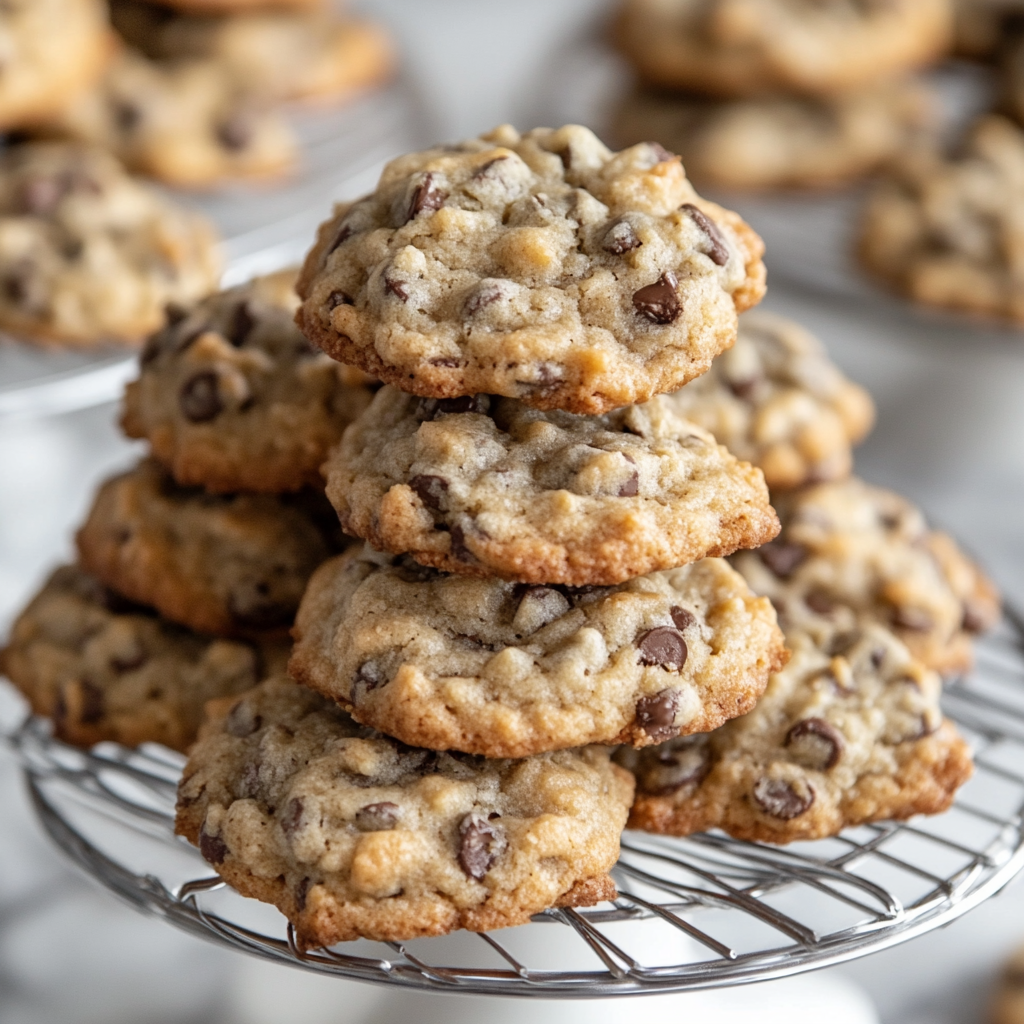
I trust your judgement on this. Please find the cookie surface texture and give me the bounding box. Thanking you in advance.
[325,388,778,584]
[297,124,766,414]
[122,271,376,494]
[175,677,634,948]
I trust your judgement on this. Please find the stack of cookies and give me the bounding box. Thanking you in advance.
[609,0,952,191]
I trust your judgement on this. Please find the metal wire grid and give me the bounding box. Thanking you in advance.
[4,611,1024,998]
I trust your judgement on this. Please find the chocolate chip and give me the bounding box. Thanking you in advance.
[449,524,475,562]
[415,394,490,420]
[633,272,680,324]
[239,760,261,798]
[353,661,383,701]
[602,220,641,254]
[227,301,255,347]
[752,776,814,819]
[635,688,681,743]
[681,203,730,266]
[279,797,305,837]
[110,650,147,674]
[384,274,408,301]
[785,718,844,770]
[758,542,807,578]
[179,371,223,422]
[216,112,254,151]
[637,740,710,795]
[355,801,400,832]
[891,606,933,632]
[825,630,861,657]
[113,99,141,134]
[638,627,688,670]
[295,877,312,911]
[327,223,353,255]
[225,700,262,738]
[80,681,104,724]
[199,828,228,865]
[2,262,45,311]
[407,172,447,222]
[556,146,572,169]
[457,812,507,880]
[618,454,639,497]
[464,280,508,315]
[805,589,836,615]
[409,474,449,510]
[728,377,761,400]
[670,606,696,630]
[472,156,508,179]
[326,289,353,310]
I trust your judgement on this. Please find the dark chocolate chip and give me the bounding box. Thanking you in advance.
[638,739,710,795]
[670,606,696,631]
[891,606,933,632]
[602,220,641,254]
[227,300,255,347]
[449,524,475,562]
[225,700,262,738]
[179,371,223,422]
[805,589,837,615]
[327,223,353,255]
[728,377,761,400]
[355,801,400,832]
[353,661,383,700]
[457,812,507,880]
[415,394,490,420]
[633,271,680,324]
[752,776,814,819]
[295,876,312,911]
[199,828,228,864]
[617,454,639,497]
[825,630,861,657]
[785,717,844,770]
[637,627,688,670]
[110,650,147,674]
[326,289,353,311]
[472,156,508,178]
[635,688,681,742]
[464,280,507,315]
[80,681,105,724]
[280,797,304,837]
[410,474,449,510]
[407,172,447,222]
[216,112,254,151]
[384,274,408,301]
[758,542,807,578]
[681,203,730,266]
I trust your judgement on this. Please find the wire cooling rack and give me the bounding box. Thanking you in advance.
[4,610,1024,998]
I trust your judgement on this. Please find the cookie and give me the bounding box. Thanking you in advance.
[324,388,778,585]
[993,943,1024,1024]
[664,310,875,490]
[288,546,787,758]
[612,0,953,98]
[176,676,634,948]
[0,565,288,752]
[122,271,377,494]
[160,0,321,12]
[0,0,112,130]
[858,115,1024,323]
[110,1,395,105]
[617,624,973,843]
[49,48,297,187]
[75,460,344,639]
[730,477,1000,675]
[610,79,935,192]
[0,142,221,346]
[296,124,766,415]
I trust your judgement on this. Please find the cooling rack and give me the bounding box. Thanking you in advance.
[3,609,1023,999]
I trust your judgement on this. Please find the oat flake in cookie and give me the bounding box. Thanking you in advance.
[123,271,376,495]
[664,311,875,490]
[0,142,220,345]
[0,565,287,752]
[288,547,787,758]
[325,388,778,584]
[297,124,766,414]
[76,460,345,639]
[618,625,973,844]
[176,677,634,948]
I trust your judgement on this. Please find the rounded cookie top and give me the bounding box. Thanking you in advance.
[618,624,973,843]
[0,565,287,752]
[297,123,766,414]
[289,547,787,758]
[175,676,634,949]
[612,0,952,98]
[0,142,221,345]
[76,459,345,639]
[731,477,1000,675]
[610,80,936,192]
[858,115,1024,323]
[325,388,778,585]
[664,311,875,490]
[122,271,376,494]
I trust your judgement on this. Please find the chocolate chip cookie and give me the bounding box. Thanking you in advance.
[176,676,634,948]
[730,477,1000,675]
[610,79,935,192]
[76,460,344,639]
[110,1,394,105]
[0,0,112,130]
[858,115,1024,323]
[122,271,377,494]
[161,0,321,11]
[288,546,787,758]
[993,942,1024,1024]
[324,388,778,585]
[0,142,221,345]
[0,565,288,751]
[617,624,973,843]
[297,124,766,415]
[612,0,953,98]
[50,49,297,187]
[664,311,875,490]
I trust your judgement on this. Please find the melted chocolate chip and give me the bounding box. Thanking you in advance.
[228,301,255,347]
[327,223,353,255]
[410,474,449,510]
[110,650,147,674]
[280,797,304,837]
[635,688,681,742]
[464,280,507,315]
[670,606,696,630]
[199,828,228,864]
[407,172,447,222]
[355,801,400,832]
[752,776,814,819]
[681,203,730,266]
[602,220,641,254]
[449,524,475,563]
[225,700,262,738]
[891,606,933,632]
[458,812,507,880]
[638,627,688,670]
[638,739,710,795]
[758,542,807,578]
[384,275,408,301]
[179,371,223,422]
[785,718,844,770]
[633,272,680,324]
